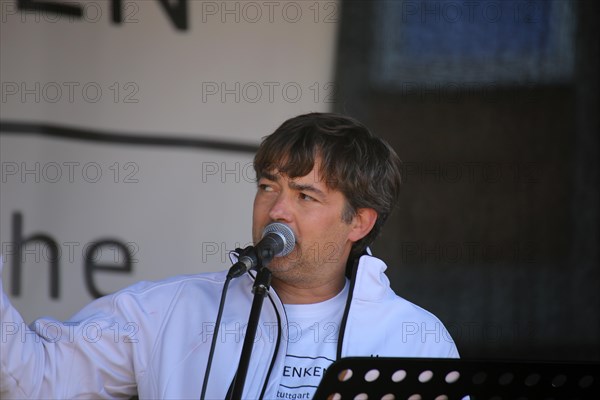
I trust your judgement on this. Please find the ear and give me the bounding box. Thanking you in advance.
[348,208,378,243]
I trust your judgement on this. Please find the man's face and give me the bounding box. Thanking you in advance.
[252,160,355,286]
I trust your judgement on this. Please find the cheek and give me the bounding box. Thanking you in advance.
[253,194,270,219]
[302,217,346,244]
[252,195,272,239]
[318,219,353,246]
[252,195,260,216]
[251,197,261,234]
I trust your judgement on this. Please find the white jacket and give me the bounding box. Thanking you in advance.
[1,254,459,399]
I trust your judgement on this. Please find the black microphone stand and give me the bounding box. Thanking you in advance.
[228,249,275,400]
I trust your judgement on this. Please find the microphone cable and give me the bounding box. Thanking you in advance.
[200,224,294,399]
[199,274,232,400]
[200,247,254,400]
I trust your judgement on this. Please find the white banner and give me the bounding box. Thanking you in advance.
[1,0,340,321]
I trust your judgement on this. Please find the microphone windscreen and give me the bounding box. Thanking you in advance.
[262,223,295,257]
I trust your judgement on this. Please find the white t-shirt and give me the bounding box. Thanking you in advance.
[276,280,349,400]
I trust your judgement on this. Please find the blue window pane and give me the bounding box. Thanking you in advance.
[372,0,574,86]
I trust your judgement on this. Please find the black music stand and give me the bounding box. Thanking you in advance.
[313,357,599,400]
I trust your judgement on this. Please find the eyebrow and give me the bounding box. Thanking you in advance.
[289,181,326,199]
[260,171,279,182]
[259,171,326,199]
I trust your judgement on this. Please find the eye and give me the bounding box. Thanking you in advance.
[258,183,274,192]
[299,192,315,202]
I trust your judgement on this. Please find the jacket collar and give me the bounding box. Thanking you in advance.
[352,254,391,302]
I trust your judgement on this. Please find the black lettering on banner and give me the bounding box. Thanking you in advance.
[155,0,187,30]
[5,211,135,299]
[85,240,133,298]
[17,0,188,31]
[18,0,82,17]
[113,0,188,30]
[10,212,60,298]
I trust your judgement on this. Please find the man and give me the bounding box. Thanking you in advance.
[1,113,458,399]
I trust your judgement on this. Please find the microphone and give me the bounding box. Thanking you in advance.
[227,222,295,278]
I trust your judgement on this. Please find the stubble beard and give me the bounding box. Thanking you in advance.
[266,248,320,286]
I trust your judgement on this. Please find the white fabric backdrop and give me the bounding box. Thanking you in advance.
[0,0,340,321]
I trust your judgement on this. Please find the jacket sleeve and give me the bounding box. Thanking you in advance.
[1,263,142,399]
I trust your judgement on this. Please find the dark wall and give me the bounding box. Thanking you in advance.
[334,0,599,361]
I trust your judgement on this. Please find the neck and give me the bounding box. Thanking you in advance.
[271,275,347,304]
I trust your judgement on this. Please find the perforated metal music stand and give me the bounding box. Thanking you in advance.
[313,357,599,400]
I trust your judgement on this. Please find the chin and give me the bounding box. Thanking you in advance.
[264,257,286,271]
[264,253,297,272]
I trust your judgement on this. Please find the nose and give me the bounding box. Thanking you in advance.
[268,191,293,223]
